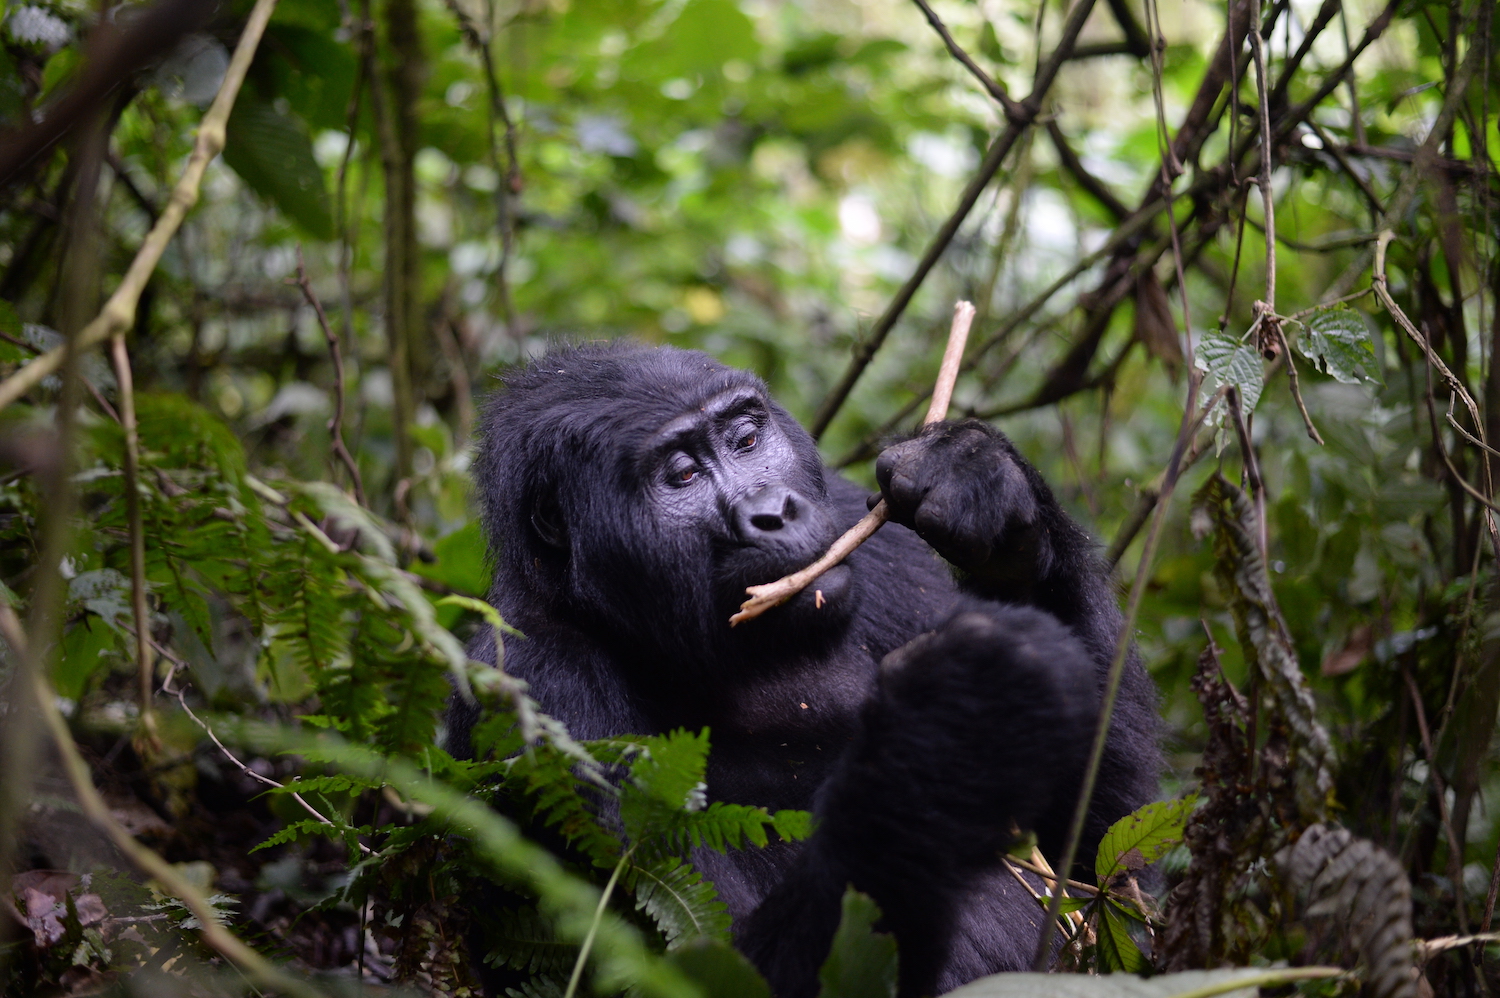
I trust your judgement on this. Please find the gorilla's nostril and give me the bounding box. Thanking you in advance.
[750,512,784,531]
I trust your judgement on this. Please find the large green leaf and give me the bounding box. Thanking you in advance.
[943,967,1343,998]
[222,94,333,240]
[1096,901,1148,974]
[816,889,897,998]
[666,937,770,998]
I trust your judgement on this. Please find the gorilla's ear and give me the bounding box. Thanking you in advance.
[529,493,567,550]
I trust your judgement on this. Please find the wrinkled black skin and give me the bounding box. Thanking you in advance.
[451,343,1159,998]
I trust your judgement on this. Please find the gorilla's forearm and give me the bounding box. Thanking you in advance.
[960,446,1125,673]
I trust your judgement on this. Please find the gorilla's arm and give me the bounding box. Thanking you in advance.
[874,420,1117,664]
[737,604,1098,998]
[872,420,1159,862]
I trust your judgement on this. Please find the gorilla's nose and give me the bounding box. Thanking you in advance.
[739,486,799,536]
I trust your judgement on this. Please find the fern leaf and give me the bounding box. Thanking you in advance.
[624,857,731,947]
[483,907,577,975]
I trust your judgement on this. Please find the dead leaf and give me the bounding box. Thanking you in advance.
[1135,269,1183,373]
[24,886,66,947]
[1322,624,1372,677]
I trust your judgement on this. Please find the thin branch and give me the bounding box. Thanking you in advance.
[1249,0,1276,312]
[0,0,282,411]
[1105,426,1214,565]
[157,648,371,853]
[1374,230,1500,552]
[1270,306,1324,444]
[733,302,975,625]
[808,0,1103,440]
[0,606,331,998]
[1033,367,1218,969]
[290,247,366,506]
[910,0,1025,120]
[107,333,159,749]
[1227,384,1268,558]
[1402,665,1470,933]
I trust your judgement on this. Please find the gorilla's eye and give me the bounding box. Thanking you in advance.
[666,456,701,485]
[738,432,757,450]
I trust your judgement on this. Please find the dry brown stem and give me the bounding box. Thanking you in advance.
[730,301,975,626]
[0,0,280,411]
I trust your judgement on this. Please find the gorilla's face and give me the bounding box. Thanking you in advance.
[639,384,849,610]
[478,345,859,668]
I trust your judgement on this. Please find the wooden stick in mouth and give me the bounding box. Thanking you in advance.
[730,300,976,626]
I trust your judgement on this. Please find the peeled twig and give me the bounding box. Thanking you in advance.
[0,0,280,411]
[730,301,975,626]
[107,333,159,749]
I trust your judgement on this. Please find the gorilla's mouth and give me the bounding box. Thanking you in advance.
[714,530,853,620]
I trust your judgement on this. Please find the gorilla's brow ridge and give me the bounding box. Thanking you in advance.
[648,388,768,452]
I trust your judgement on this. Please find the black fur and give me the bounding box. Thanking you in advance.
[453,343,1159,997]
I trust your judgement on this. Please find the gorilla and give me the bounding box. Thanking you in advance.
[455,342,1159,997]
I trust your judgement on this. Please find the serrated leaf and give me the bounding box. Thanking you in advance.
[1096,901,1148,973]
[1299,307,1382,386]
[223,94,333,240]
[666,938,771,998]
[1194,325,1263,418]
[942,966,1342,997]
[1096,796,1199,881]
[816,888,897,998]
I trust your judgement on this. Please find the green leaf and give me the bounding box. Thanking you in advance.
[415,520,492,598]
[816,888,897,998]
[629,728,712,812]
[1298,307,1382,386]
[1096,901,1148,973]
[666,938,771,998]
[1194,325,1263,417]
[626,858,731,947]
[222,94,333,240]
[941,966,1343,997]
[1095,796,1199,881]
[483,906,576,975]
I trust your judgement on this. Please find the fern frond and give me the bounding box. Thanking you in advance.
[624,857,731,948]
[483,907,577,975]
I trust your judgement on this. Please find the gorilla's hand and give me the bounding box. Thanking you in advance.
[873,420,1040,577]
[820,604,1097,867]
